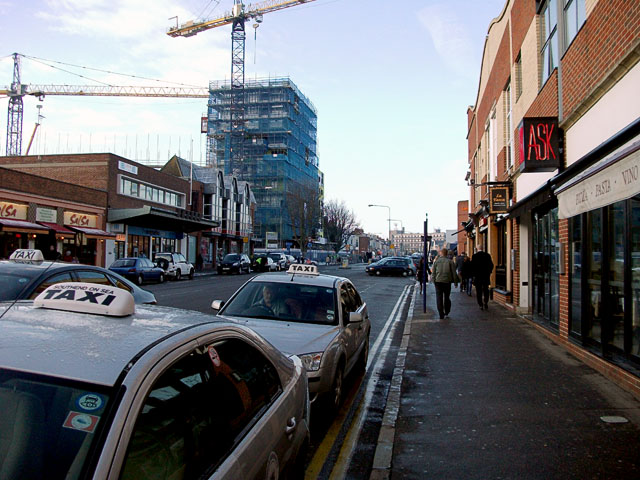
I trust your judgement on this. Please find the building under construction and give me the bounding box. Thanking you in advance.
[206,77,321,248]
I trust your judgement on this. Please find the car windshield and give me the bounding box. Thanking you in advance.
[111,259,136,268]
[0,369,114,480]
[267,253,281,260]
[223,254,240,261]
[221,281,338,325]
[0,262,42,300]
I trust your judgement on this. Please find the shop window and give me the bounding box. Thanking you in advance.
[569,215,582,337]
[632,197,640,358]
[495,221,507,290]
[585,209,603,346]
[607,202,626,351]
[532,207,559,328]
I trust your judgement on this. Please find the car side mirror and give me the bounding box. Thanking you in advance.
[349,311,363,323]
[211,300,225,311]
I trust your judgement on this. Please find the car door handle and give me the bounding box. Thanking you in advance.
[285,417,296,435]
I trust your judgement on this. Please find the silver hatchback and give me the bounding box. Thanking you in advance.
[0,283,309,479]
[212,265,370,412]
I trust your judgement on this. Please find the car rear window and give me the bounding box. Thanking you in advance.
[0,370,114,480]
[111,259,136,268]
[224,254,240,261]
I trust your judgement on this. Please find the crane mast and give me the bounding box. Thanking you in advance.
[167,0,316,177]
[6,53,24,156]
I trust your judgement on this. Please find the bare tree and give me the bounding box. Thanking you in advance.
[286,183,322,254]
[323,199,359,254]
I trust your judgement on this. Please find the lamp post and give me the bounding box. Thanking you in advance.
[368,204,391,254]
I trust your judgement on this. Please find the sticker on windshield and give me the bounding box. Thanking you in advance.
[63,411,100,433]
[76,393,104,412]
[208,345,221,368]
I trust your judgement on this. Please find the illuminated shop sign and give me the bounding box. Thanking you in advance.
[518,117,562,172]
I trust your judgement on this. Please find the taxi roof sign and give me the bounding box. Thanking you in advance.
[287,264,319,276]
[10,249,45,262]
[34,282,135,317]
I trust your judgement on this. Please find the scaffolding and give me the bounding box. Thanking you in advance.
[207,77,320,246]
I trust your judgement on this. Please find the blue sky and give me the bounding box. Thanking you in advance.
[0,0,506,236]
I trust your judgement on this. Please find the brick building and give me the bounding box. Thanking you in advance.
[467,0,640,398]
[0,153,254,268]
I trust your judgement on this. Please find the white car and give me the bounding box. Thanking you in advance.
[212,264,370,413]
[154,252,195,280]
[0,282,310,479]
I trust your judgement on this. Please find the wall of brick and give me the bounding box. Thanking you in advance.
[510,0,536,62]
[525,69,559,118]
[562,0,640,119]
[558,218,570,338]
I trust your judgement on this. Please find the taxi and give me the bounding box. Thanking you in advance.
[0,283,310,479]
[212,264,370,412]
[0,249,156,304]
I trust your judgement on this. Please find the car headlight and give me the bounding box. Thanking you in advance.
[233,262,239,266]
[299,352,323,371]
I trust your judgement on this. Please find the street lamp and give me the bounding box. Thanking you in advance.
[368,204,391,253]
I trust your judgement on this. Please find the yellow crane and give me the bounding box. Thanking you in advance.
[167,0,317,176]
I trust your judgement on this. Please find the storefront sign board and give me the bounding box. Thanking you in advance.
[518,117,562,172]
[36,208,57,223]
[64,212,98,228]
[0,202,28,220]
[558,145,640,219]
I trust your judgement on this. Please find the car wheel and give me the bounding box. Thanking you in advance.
[327,363,344,414]
[402,270,408,277]
[159,273,165,283]
[175,270,181,281]
[188,268,194,280]
[136,274,144,285]
[375,270,381,276]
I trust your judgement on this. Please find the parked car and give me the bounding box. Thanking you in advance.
[108,257,166,285]
[0,282,310,480]
[252,254,278,272]
[212,264,370,413]
[0,249,156,304]
[217,253,251,274]
[365,257,414,277]
[268,252,288,271]
[154,252,195,280]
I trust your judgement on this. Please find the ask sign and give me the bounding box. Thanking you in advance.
[518,117,562,172]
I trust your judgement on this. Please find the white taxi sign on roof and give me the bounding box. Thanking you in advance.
[34,282,135,317]
[287,264,319,275]
[9,249,45,262]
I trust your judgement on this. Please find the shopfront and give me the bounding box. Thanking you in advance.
[63,211,113,265]
[0,201,49,258]
[557,138,640,364]
[126,225,181,258]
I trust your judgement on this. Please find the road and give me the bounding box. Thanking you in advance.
[144,263,415,478]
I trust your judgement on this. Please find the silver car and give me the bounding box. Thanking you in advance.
[0,282,310,479]
[212,265,370,412]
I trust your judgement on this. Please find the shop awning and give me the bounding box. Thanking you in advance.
[37,222,75,237]
[0,218,49,234]
[556,140,640,219]
[108,206,219,233]
[507,184,555,219]
[69,226,116,239]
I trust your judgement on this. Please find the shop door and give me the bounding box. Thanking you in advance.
[533,208,559,328]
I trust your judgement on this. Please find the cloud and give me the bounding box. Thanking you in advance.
[417,3,477,79]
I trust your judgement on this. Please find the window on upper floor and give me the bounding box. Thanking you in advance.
[539,0,558,85]
[515,53,523,100]
[504,81,513,171]
[563,0,586,49]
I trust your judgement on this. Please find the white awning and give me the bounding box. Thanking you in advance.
[557,140,640,219]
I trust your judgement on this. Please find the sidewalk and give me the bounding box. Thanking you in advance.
[375,282,640,479]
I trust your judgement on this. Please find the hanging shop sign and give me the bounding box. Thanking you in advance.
[489,187,509,213]
[64,211,98,228]
[518,117,562,172]
[0,202,28,220]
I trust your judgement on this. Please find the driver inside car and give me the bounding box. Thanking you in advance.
[256,284,303,319]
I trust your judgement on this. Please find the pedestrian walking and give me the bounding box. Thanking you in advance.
[431,248,459,319]
[455,252,466,291]
[461,255,473,296]
[416,256,431,295]
[471,245,494,310]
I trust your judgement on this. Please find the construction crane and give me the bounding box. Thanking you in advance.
[167,0,317,177]
[2,53,209,156]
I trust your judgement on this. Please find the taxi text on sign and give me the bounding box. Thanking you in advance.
[557,144,640,219]
[518,117,562,173]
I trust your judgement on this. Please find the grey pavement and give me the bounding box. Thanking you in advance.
[373,282,640,480]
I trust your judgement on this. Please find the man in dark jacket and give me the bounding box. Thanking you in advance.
[471,245,494,310]
[431,248,459,319]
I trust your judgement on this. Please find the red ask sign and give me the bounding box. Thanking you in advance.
[518,117,562,172]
